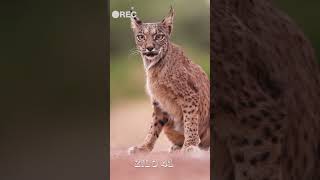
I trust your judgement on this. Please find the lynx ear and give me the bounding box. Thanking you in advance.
[161,6,174,35]
[131,15,142,30]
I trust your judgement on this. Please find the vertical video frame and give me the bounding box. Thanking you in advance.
[110,0,210,179]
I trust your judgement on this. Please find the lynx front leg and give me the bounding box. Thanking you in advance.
[128,102,169,154]
[181,96,201,153]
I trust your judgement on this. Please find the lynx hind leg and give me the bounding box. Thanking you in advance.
[163,121,185,153]
[128,102,169,155]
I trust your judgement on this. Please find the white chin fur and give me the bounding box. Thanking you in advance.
[142,49,162,70]
[145,58,159,70]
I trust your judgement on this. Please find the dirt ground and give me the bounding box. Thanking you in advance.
[110,100,210,180]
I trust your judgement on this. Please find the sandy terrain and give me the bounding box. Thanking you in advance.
[110,100,210,180]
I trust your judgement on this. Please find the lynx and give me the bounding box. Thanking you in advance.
[128,7,210,154]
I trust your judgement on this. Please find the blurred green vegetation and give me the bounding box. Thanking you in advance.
[110,0,210,104]
[275,0,320,62]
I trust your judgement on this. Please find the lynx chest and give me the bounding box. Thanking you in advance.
[146,77,182,121]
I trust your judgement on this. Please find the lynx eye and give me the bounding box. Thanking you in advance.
[155,34,165,41]
[136,34,145,41]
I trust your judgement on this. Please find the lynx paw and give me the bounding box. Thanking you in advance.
[182,145,201,153]
[128,146,151,155]
[169,144,182,153]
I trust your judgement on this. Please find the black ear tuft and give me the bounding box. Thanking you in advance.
[133,17,142,25]
[162,6,174,35]
[131,15,142,30]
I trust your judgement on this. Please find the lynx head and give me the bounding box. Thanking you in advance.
[131,7,174,69]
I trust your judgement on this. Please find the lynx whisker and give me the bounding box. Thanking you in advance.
[128,48,140,56]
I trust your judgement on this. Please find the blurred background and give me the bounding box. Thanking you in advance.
[0,0,108,179]
[275,0,320,63]
[110,0,210,150]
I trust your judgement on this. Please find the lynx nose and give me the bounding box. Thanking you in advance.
[146,47,154,52]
